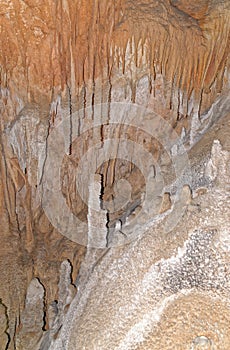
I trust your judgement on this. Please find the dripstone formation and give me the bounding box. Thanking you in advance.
[0,1,229,349]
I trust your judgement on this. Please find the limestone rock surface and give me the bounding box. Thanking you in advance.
[0,0,229,349]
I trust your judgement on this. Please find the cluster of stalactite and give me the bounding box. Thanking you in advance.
[0,0,230,111]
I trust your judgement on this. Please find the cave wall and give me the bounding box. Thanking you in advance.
[0,1,230,349]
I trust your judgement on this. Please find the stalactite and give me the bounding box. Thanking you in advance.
[1,0,228,108]
[87,174,108,248]
[67,85,72,155]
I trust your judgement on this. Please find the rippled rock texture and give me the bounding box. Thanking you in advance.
[0,0,230,349]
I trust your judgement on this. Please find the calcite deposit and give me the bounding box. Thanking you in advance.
[0,0,229,349]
